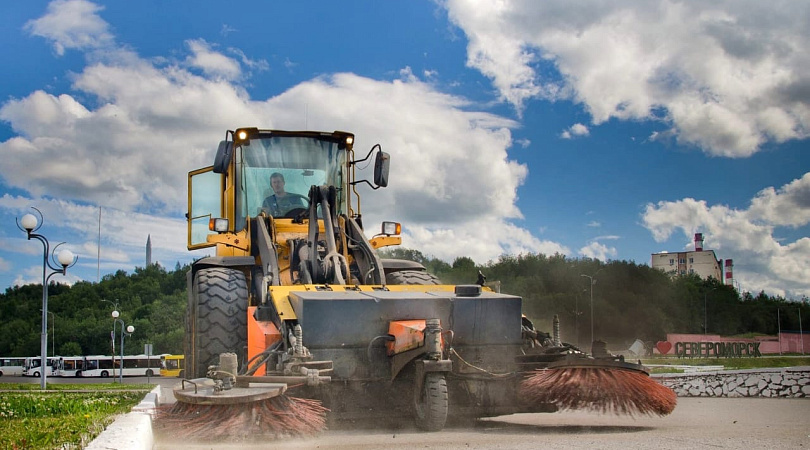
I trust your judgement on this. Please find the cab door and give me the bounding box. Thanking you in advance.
[188,166,223,249]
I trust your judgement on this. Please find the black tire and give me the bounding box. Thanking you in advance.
[32,371,40,378]
[185,267,248,379]
[386,270,441,285]
[100,370,109,378]
[145,369,154,377]
[414,372,449,431]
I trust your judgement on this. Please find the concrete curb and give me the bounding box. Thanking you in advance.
[85,385,161,450]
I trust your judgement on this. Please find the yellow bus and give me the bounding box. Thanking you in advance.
[160,354,184,377]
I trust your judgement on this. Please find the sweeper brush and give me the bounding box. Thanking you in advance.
[155,379,328,440]
[520,357,677,416]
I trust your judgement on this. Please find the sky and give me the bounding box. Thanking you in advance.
[0,0,808,299]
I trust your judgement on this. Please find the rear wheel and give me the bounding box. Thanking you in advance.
[101,370,109,378]
[145,369,154,377]
[386,270,441,285]
[185,267,248,378]
[414,372,449,431]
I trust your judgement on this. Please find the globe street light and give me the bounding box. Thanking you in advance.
[17,207,77,390]
[112,310,135,384]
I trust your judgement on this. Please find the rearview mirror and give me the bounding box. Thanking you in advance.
[212,141,232,174]
[374,151,390,188]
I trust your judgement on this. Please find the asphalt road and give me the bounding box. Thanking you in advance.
[7,376,808,449]
[0,375,180,388]
[154,397,810,449]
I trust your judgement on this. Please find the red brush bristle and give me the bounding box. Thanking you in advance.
[154,395,328,440]
[520,367,677,416]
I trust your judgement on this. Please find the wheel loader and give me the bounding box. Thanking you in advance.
[176,128,671,435]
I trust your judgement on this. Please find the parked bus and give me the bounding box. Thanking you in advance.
[0,357,26,376]
[81,354,163,377]
[22,356,58,377]
[160,354,184,377]
[117,354,163,377]
[56,356,86,377]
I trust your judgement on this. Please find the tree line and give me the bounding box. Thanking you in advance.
[0,263,187,357]
[1,250,807,357]
[381,248,809,349]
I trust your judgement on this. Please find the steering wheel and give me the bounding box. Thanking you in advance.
[278,194,310,218]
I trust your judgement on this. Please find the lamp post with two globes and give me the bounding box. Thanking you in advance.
[112,310,134,384]
[17,207,77,389]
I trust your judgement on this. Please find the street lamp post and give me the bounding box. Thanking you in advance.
[799,305,804,355]
[704,287,717,338]
[40,310,55,356]
[112,310,134,384]
[17,208,76,390]
[103,300,122,356]
[580,269,602,348]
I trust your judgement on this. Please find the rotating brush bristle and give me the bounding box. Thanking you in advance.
[154,394,328,440]
[520,366,677,416]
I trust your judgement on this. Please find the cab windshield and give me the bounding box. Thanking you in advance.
[235,135,347,229]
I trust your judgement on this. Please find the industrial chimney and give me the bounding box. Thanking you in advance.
[694,233,704,252]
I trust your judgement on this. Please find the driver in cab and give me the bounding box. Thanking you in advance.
[262,172,306,217]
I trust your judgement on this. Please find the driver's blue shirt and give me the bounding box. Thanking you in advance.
[262,193,306,216]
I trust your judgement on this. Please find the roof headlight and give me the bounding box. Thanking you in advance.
[382,221,401,236]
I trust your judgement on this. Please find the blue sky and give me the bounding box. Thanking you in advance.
[0,0,808,298]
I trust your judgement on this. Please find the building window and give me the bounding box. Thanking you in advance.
[689,258,694,263]
[670,259,674,265]
[679,258,686,264]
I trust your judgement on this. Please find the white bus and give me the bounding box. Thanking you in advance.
[55,356,86,377]
[81,354,163,377]
[22,356,58,377]
[81,355,116,378]
[0,357,26,376]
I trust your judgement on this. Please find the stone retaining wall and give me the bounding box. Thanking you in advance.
[655,367,810,398]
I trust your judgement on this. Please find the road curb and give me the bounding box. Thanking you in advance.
[85,385,161,450]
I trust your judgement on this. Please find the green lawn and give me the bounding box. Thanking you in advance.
[0,383,152,449]
[642,355,810,372]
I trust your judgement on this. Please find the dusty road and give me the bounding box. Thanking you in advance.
[154,397,810,449]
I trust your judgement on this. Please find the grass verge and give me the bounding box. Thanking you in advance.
[0,383,152,449]
[642,356,810,373]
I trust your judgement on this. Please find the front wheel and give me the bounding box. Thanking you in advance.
[414,372,449,431]
[32,371,40,378]
[185,267,248,379]
[145,369,154,377]
[100,370,109,378]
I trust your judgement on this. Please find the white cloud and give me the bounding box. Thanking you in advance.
[24,0,114,56]
[0,0,570,285]
[185,39,242,81]
[746,173,810,227]
[579,241,617,262]
[561,123,590,139]
[443,0,810,157]
[0,195,193,273]
[642,172,810,298]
